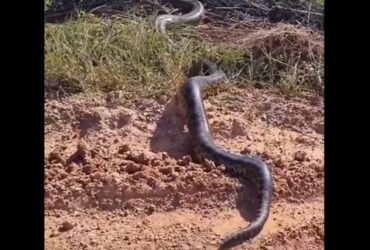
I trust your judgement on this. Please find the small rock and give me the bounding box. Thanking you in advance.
[230,119,247,138]
[125,162,142,174]
[118,144,130,154]
[314,164,324,173]
[151,159,161,166]
[81,165,93,175]
[203,159,215,172]
[66,140,89,165]
[146,204,156,215]
[286,178,295,188]
[295,136,307,144]
[91,172,102,179]
[58,221,74,232]
[79,241,88,249]
[66,162,79,173]
[218,164,226,172]
[166,183,178,193]
[159,166,173,175]
[177,155,192,166]
[124,201,135,210]
[293,151,307,162]
[132,171,147,180]
[273,158,286,169]
[161,152,169,160]
[48,147,66,165]
[106,172,121,184]
[117,113,132,128]
[89,239,97,246]
[171,172,179,180]
[174,166,182,172]
[156,95,167,105]
[240,147,252,155]
[127,151,152,165]
[90,148,100,158]
[49,231,59,237]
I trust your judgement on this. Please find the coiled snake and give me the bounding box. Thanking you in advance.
[155,0,273,249]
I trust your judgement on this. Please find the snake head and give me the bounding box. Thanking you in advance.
[187,60,203,77]
[200,59,219,74]
[187,59,220,77]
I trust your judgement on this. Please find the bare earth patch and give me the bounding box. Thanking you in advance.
[45,85,323,249]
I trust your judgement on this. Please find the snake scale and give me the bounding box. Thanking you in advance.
[155,0,273,249]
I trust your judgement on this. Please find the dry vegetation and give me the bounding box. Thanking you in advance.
[45,1,324,99]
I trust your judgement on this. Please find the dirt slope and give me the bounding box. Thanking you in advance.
[45,85,324,250]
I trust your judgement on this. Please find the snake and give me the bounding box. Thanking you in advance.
[155,0,205,34]
[156,0,273,249]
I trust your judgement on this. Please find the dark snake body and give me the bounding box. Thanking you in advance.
[156,1,273,248]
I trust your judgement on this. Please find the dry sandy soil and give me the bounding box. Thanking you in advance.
[44,84,324,250]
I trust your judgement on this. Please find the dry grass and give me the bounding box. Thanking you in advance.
[45,10,324,99]
[235,24,323,94]
[194,22,323,95]
[45,12,245,98]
